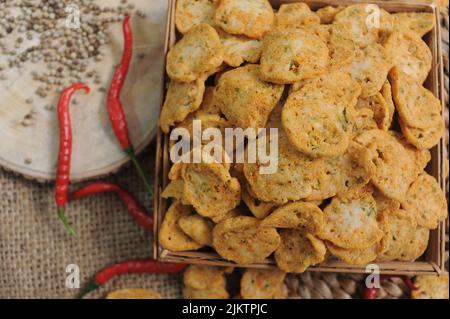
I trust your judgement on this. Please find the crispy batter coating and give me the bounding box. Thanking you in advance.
[178,213,215,246]
[260,29,329,84]
[384,31,432,84]
[411,275,449,299]
[159,79,205,133]
[261,201,324,235]
[106,289,162,299]
[390,67,442,129]
[166,23,223,82]
[355,130,430,201]
[241,268,286,299]
[319,187,383,249]
[392,12,436,37]
[175,0,218,34]
[213,216,280,264]
[275,3,320,30]
[275,229,326,273]
[402,172,447,229]
[214,0,274,39]
[214,64,284,130]
[159,201,203,251]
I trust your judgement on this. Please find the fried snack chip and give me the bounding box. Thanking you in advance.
[161,179,188,204]
[339,44,391,98]
[400,226,430,262]
[411,275,449,299]
[159,201,203,251]
[214,0,274,39]
[213,216,280,264]
[214,64,283,131]
[244,130,327,204]
[183,285,229,299]
[242,186,277,219]
[282,94,349,158]
[319,187,383,249]
[390,67,442,129]
[182,161,241,219]
[392,12,436,38]
[261,201,324,235]
[166,23,223,82]
[380,80,396,129]
[178,213,215,246]
[259,28,329,84]
[315,5,344,24]
[291,71,361,110]
[333,142,374,195]
[175,0,217,34]
[306,142,373,201]
[354,93,391,131]
[399,118,445,150]
[218,30,262,67]
[355,130,430,201]
[372,187,400,213]
[275,3,320,30]
[275,229,326,273]
[331,4,393,48]
[402,172,447,229]
[377,209,424,262]
[241,268,286,299]
[183,265,227,290]
[326,241,378,265]
[384,31,432,84]
[159,79,205,133]
[106,289,162,299]
[196,86,221,116]
[243,106,327,204]
[273,282,288,299]
[211,206,244,223]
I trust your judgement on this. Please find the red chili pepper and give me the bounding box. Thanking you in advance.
[56,83,90,239]
[363,287,378,299]
[363,275,418,299]
[107,16,153,198]
[69,182,153,231]
[77,259,187,298]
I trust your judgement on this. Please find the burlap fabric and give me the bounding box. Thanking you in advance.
[1,1,449,299]
[0,148,183,299]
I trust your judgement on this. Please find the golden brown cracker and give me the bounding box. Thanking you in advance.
[166,23,223,82]
[178,213,215,246]
[260,28,329,84]
[175,0,218,34]
[214,64,284,131]
[240,268,286,299]
[159,201,204,251]
[214,0,274,39]
[261,201,324,235]
[319,187,383,249]
[159,79,205,133]
[403,172,447,229]
[275,229,326,273]
[212,216,280,264]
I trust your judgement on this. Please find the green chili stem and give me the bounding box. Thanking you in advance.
[77,279,99,299]
[57,207,79,240]
[124,147,153,199]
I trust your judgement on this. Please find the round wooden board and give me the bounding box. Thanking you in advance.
[0,1,168,182]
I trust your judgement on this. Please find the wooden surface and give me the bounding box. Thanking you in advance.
[0,0,168,182]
